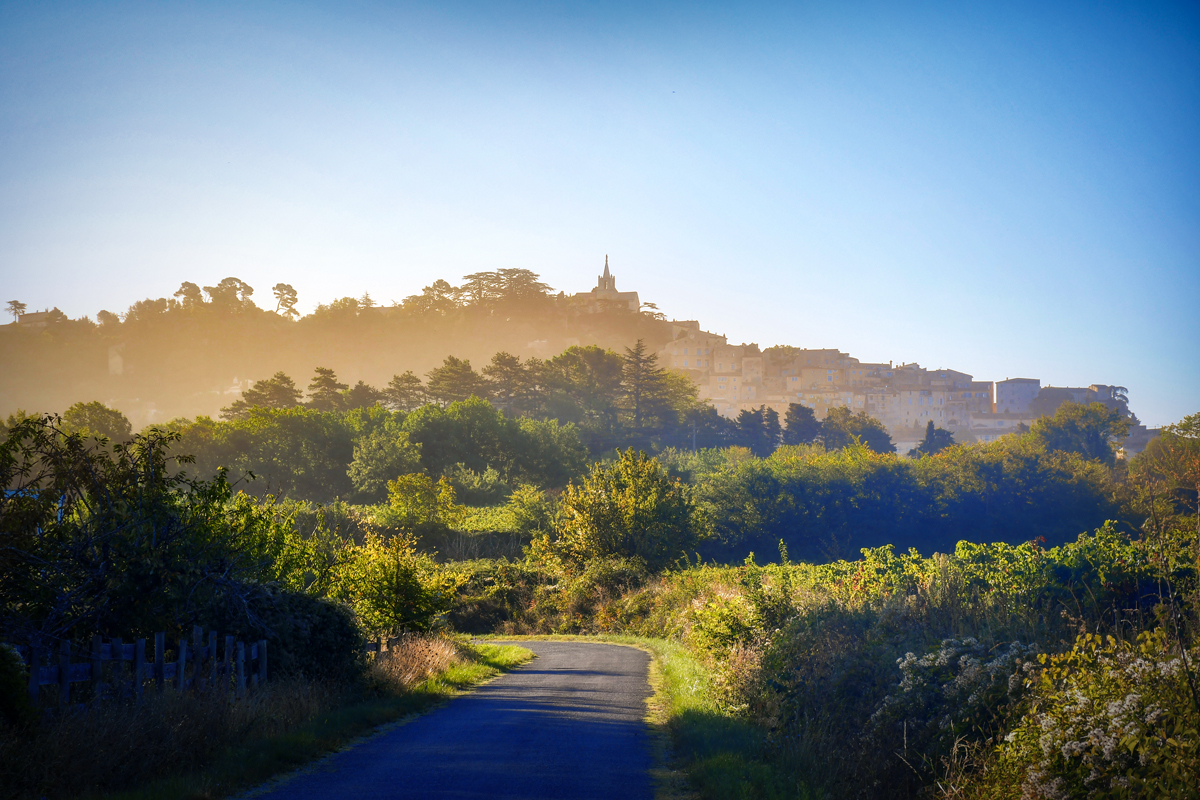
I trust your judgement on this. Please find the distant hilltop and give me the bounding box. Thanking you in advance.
[1,256,1151,452]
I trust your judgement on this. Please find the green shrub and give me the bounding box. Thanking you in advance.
[968,630,1200,799]
[0,643,36,728]
[333,533,458,636]
[200,584,364,682]
[549,448,699,571]
[444,463,511,506]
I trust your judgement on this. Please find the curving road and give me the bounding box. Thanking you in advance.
[252,641,655,800]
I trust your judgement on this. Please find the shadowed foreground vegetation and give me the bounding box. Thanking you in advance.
[2,407,1197,798]
[0,637,531,800]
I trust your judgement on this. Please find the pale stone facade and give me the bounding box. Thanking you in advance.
[570,267,1127,452]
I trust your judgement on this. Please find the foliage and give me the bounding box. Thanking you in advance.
[821,405,896,453]
[332,533,457,636]
[0,644,35,728]
[169,406,358,501]
[384,473,466,534]
[0,415,281,642]
[505,484,555,536]
[347,424,421,501]
[1031,401,1132,465]
[548,448,699,570]
[425,355,488,406]
[735,405,782,456]
[61,400,132,441]
[444,462,511,506]
[690,434,1120,560]
[971,631,1200,799]
[909,420,955,457]
[306,366,348,411]
[782,403,821,446]
[221,371,303,419]
[384,370,426,411]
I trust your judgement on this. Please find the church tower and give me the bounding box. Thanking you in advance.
[597,254,616,292]
[578,253,639,311]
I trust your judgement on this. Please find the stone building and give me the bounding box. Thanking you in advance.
[996,378,1040,413]
[574,256,640,312]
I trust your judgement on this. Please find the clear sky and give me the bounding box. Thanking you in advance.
[1,1,1196,426]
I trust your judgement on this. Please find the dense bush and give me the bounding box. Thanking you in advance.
[0,416,287,643]
[200,583,363,682]
[687,434,1119,561]
[966,630,1200,799]
[543,448,699,571]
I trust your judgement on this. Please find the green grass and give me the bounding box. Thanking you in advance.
[89,642,533,800]
[485,634,815,800]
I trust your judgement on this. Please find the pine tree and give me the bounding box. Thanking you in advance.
[307,367,348,411]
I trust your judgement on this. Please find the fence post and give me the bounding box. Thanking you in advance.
[236,641,245,698]
[192,627,203,691]
[154,632,165,690]
[208,632,217,692]
[176,637,188,691]
[91,634,104,703]
[112,637,124,699]
[134,638,146,702]
[58,639,71,705]
[258,640,267,685]
[27,646,39,705]
[224,636,234,693]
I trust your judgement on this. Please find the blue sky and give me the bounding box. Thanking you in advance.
[1,1,1196,426]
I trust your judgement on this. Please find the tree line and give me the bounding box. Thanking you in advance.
[0,268,673,427]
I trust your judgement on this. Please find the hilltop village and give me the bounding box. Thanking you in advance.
[4,258,1153,454]
[577,260,1149,454]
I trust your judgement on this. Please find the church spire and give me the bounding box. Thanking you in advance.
[603,254,610,281]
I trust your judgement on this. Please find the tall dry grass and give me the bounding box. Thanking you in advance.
[366,634,465,692]
[1,635,466,800]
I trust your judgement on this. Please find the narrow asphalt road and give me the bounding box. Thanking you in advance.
[251,641,655,800]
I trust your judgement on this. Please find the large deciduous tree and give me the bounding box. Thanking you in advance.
[62,401,133,442]
[1135,413,1200,540]
[347,427,422,500]
[821,407,896,454]
[1030,401,1131,465]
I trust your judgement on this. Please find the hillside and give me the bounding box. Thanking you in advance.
[0,270,673,428]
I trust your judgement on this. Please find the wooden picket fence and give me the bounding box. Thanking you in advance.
[15,627,267,708]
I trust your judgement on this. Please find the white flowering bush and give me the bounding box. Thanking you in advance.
[866,637,1040,784]
[973,630,1200,799]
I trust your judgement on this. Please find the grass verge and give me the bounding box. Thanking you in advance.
[484,634,814,800]
[87,641,533,800]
